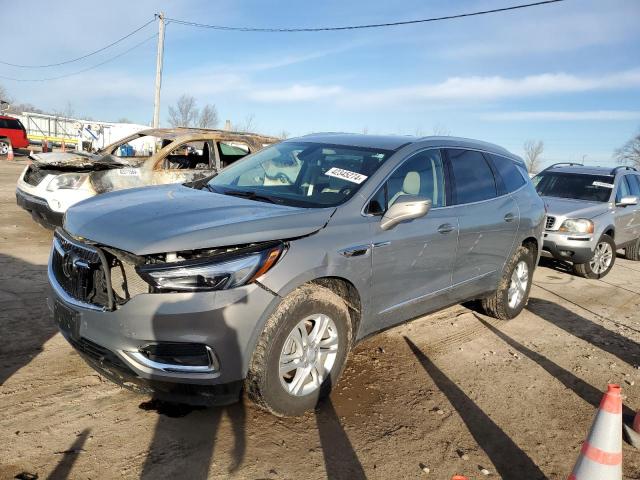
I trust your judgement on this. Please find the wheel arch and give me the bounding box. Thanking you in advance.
[309,276,362,345]
[521,236,539,258]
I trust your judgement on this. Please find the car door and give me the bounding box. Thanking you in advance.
[151,139,216,185]
[614,175,638,245]
[368,148,458,331]
[444,148,519,300]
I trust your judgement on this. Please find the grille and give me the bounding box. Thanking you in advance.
[23,165,46,186]
[51,229,112,309]
[545,216,556,229]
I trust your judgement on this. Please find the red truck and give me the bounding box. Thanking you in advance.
[0,115,29,154]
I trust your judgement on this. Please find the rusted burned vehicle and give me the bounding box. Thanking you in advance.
[15,128,278,228]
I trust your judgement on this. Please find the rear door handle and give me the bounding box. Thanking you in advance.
[504,213,516,223]
[437,223,455,234]
[339,245,371,258]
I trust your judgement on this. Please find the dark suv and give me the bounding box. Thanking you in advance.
[0,115,29,154]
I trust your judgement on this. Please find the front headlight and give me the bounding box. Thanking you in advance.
[559,218,594,234]
[46,173,88,191]
[137,244,283,292]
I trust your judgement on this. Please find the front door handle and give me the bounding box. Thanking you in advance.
[504,213,516,223]
[437,223,455,234]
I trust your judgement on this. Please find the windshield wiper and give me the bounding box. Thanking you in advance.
[221,189,280,204]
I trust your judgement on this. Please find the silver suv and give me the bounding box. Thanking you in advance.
[534,164,640,278]
[48,134,544,416]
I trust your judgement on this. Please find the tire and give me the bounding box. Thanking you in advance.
[246,284,352,417]
[0,141,9,156]
[573,234,616,279]
[624,237,640,261]
[481,245,534,320]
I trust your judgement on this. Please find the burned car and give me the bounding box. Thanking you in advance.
[16,128,278,228]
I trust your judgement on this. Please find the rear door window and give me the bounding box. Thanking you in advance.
[164,140,212,169]
[488,154,526,193]
[446,149,497,204]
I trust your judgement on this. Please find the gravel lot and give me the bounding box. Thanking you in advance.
[1,159,639,479]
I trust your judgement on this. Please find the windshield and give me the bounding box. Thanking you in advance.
[207,142,391,208]
[533,172,614,202]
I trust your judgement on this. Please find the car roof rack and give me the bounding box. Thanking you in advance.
[540,162,583,173]
[610,165,638,175]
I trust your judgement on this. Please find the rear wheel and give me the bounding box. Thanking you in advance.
[246,284,352,417]
[0,141,9,155]
[624,237,640,261]
[481,245,534,320]
[573,235,616,278]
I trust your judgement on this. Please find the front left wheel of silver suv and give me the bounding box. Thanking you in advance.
[572,234,616,279]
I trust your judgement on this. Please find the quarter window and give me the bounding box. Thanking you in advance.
[489,154,526,193]
[368,149,446,214]
[447,149,497,204]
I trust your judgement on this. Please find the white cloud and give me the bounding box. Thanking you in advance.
[248,84,344,102]
[481,110,640,121]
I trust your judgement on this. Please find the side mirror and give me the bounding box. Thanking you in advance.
[380,196,431,230]
[617,195,639,207]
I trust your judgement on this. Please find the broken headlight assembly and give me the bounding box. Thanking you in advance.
[558,218,594,234]
[137,243,284,292]
[46,172,89,191]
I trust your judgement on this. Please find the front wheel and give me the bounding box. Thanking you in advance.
[481,245,534,320]
[246,284,352,417]
[573,235,616,279]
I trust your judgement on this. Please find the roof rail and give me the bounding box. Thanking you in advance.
[540,162,583,173]
[610,165,638,175]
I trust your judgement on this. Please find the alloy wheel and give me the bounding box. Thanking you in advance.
[279,314,339,396]
[589,241,613,274]
[0,142,8,155]
[508,260,529,309]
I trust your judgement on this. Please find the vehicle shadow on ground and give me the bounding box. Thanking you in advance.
[474,314,636,417]
[139,399,246,479]
[0,253,56,386]
[403,336,547,479]
[527,298,640,368]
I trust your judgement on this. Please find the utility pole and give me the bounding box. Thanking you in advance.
[152,12,166,128]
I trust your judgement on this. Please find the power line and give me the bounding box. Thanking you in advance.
[0,33,158,82]
[165,0,565,33]
[0,17,156,68]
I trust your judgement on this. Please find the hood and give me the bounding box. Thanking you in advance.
[30,151,137,170]
[542,196,609,219]
[64,185,335,255]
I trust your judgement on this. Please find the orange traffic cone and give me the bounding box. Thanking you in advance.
[568,384,622,480]
[7,143,14,161]
[61,141,66,152]
[623,408,640,448]
[42,139,48,153]
[451,476,468,480]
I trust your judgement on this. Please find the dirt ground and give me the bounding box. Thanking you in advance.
[0,158,639,480]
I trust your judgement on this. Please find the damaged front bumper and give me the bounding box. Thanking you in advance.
[48,263,280,405]
[16,188,64,227]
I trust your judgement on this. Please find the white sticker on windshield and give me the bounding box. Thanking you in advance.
[118,168,139,176]
[325,167,367,184]
[592,181,614,188]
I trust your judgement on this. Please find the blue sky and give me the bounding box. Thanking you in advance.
[2,0,639,166]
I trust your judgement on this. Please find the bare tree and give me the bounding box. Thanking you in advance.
[361,126,369,135]
[432,123,451,136]
[233,114,256,132]
[197,104,219,129]
[615,130,640,169]
[523,140,544,173]
[168,94,199,127]
[278,130,290,140]
[117,117,133,124]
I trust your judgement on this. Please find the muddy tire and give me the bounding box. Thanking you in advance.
[573,234,616,279]
[246,284,352,417]
[624,237,640,261]
[481,245,534,320]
